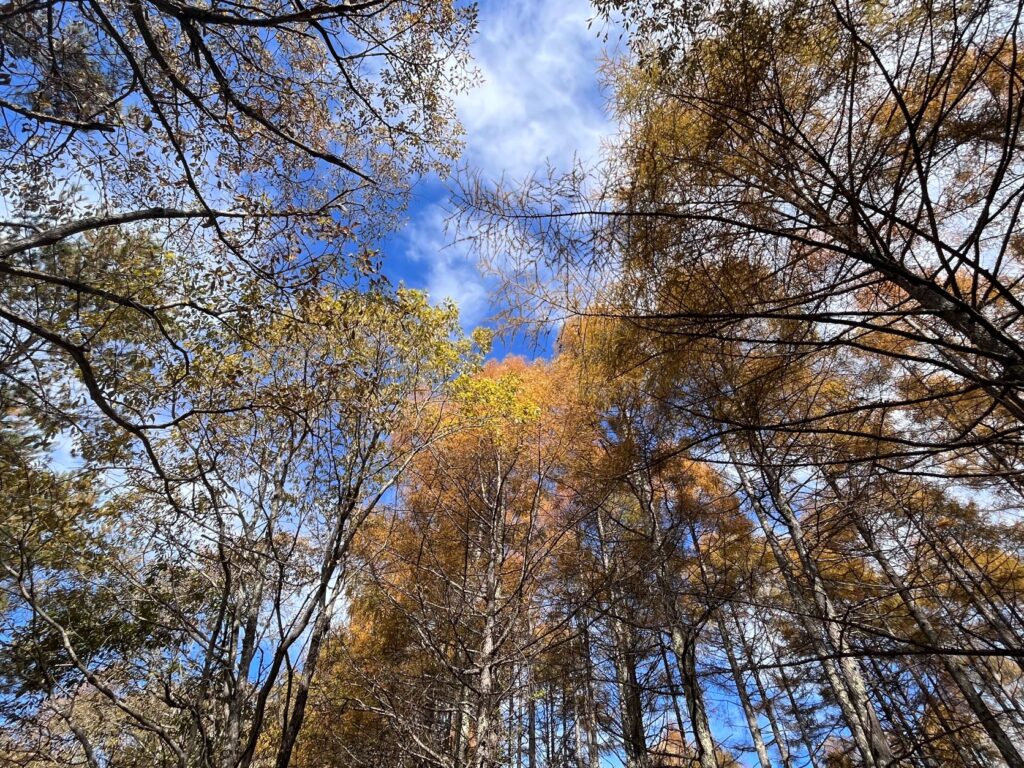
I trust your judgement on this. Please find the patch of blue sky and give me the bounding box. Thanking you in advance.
[381,0,617,359]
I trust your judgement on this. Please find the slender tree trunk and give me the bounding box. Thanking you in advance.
[517,675,525,768]
[909,665,987,768]
[770,637,821,768]
[273,572,344,768]
[595,508,650,768]
[580,614,601,768]
[864,656,935,768]
[846,501,1024,768]
[729,445,892,767]
[906,509,1024,651]
[635,474,717,768]
[670,626,719,768]
[528,688,537,768]
[547,684,557,768]
[471,483,506,768]
[730,606,793,768]
[573,685,587,768]
[717,614,773,768]
[659,635,692,745]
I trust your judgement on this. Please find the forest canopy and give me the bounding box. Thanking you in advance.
[2,1,1024,767]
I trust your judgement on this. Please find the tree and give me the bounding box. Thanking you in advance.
[1,0,476,468]
[296,357,594,768]
[464,0,1024,473]
[0,2,478,761]
[0,282,483,768]
[458,3,1024,762]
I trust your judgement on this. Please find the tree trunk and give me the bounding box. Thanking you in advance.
[729,445,892,768]
[595,508,650,768]
[670,626,719,768]
[848,503,1024,768]
[717,614,773,768]
[730,606,793,768]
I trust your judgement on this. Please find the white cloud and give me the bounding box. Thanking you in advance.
[456,0,613,177]
[404,0,614,329]
[401,203,491,327]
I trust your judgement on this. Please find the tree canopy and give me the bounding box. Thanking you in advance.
[3,1,1024,767]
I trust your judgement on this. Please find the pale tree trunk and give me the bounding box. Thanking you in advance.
[221,462,281,768]
[546,684,556,766]
[728,445,893,767]
[900,505,1024,736]
[595,508,650,768]
[573,688,587,768]
[274,567,347,768]
[579,614,601,768]
[516,674,524,768]
[471,476,507,768]
[473,615,500,768]
[716,614,773,768]
[845,498,1024,768]
[658,635,692,745]
[450,642,470,768]
[729,606,793,768]
[632,473,718,768]
[670,626,719,768]
[616,645,648,768]
[907,664,988,768]
[864,656,936,768]
[767,628,821,768]
[759,482,893,768]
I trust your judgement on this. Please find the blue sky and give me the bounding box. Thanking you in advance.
[384,0,616,355]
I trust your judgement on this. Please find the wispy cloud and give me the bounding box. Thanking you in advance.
[400,203,490,328]
[456,0,612,178]
[399,0,613,330]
